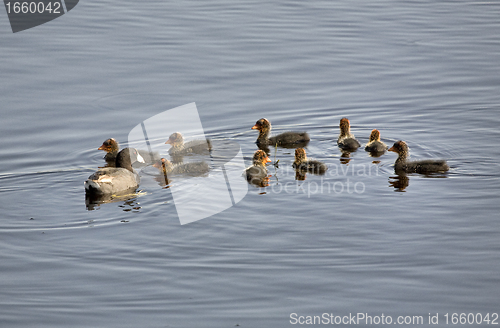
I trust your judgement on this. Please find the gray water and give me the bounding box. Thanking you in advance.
[1,1,500,327]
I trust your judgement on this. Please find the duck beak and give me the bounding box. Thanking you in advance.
[165,139,172,145]
[265,157,271,163]
[98,144,106,150]
[251,124,259,130]
[388,146,396,152]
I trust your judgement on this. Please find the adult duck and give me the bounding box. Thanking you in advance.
[85,148,144,195]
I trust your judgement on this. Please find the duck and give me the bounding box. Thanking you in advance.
[364,129,388,153]
[251,118,310,148]
[165,132,212,156]
[98,138,120,162]
[85,148,144,195]
[98,138,159,164]
[388,140,449,174]
[245,150,271,186]
[153,158,210,176]
[337,118,361,151]
[292,148,327,175]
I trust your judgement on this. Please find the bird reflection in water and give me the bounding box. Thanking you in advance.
[85,191,142,211]
[389,174,410,192]
[295,170,307,181]
[340,151,352,164]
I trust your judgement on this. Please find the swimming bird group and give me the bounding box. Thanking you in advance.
[85,116,449,197]
[246,117,449,186]
[85,132,211,197]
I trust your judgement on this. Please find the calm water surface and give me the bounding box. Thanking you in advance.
[1,1,500,327]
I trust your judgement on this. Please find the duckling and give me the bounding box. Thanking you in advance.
[251,118,310,148]
[292,148,327,175]
[85,148,145,195]
[165,132,212,156]
[153,158,210,176]
[388,141,449,174]
[337,118,361,151]
[98,138,120,163]
[364,129,388,153]
[245,150,271,186]
[98,138,159,164]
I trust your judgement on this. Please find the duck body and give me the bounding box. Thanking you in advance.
[85,148,143,195]
[154,158,210,176]
[337,118,360,151]
[166,132,212,156]
[292,148,328,175]
[252,118,310,148]
[364,129,388,153]
[245,150,271,186]
[395,159,449,174]
[365,141,387,153]
[389,141,449,174]
[338,137,361,151]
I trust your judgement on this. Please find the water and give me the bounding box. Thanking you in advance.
[1,0,500,327]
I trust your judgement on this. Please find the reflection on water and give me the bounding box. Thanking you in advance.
[118,198,142,213]
[389,174,410,192]
[389,172,449,192]
[247,174,270,187]
[295,170,307,181]
[340,151,352,164]
[85,189,142,211]
[367,150,386,158]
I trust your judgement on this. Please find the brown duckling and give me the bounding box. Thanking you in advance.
[98,138,120,162]
[98,138,159,164]
[337,118,361,151]
[153,158,210,176]
[165,132,212,156]
[251,118,310,148]
[85,148,144,195]
[245,150,271,186]
[292,148,327,175]
[388,141,449,174]
[364,129,388,153]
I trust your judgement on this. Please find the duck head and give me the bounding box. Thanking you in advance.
[294,148,307,164]
[98,138,119,153]
[388,140,409,154]
[165,132,184,148]
[339,118,352,137]
[369,129,381,142]
[252,118,271,132]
